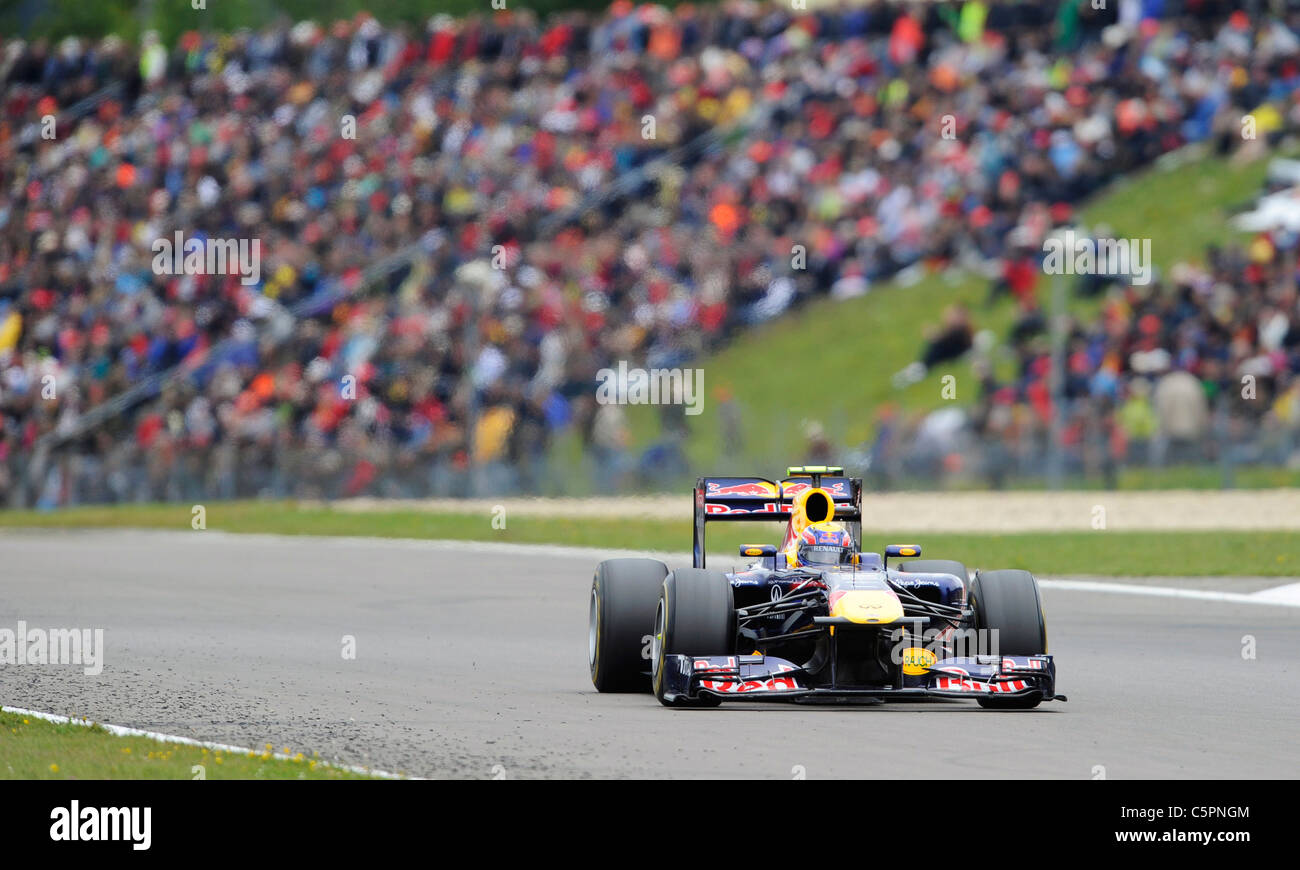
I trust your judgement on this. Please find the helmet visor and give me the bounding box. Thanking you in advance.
[797,543,853,566]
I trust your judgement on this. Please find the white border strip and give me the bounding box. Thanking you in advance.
[1040,579,1300,608]
[0,705,419,780]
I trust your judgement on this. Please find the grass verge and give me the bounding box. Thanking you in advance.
[0,501,1296,576]
[0,710,385,780]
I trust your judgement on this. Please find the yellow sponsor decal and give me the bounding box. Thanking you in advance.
[901,647,937,675]
[743,547,763,556]
[898,547,918,557]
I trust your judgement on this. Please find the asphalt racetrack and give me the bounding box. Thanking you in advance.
[2,529,1297,779]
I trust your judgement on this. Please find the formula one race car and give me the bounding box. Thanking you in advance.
[588,467,1065,709]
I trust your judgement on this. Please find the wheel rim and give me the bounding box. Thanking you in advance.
[650,599,666,685]
[588,587,599,668]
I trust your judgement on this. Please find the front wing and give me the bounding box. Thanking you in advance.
[659,653,1064,704]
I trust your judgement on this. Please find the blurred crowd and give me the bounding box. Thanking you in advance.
[862,219,1300,489]
[1,0,1296,504]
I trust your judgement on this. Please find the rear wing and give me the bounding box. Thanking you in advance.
[692,467,862,568]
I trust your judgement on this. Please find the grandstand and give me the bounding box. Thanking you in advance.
[2,0,1297,505]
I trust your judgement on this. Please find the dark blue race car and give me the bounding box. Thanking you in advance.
[588,467,1066,709]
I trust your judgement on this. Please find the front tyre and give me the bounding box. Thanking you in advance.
[969,569,1047,710]
[651,568,735,707]
[590,558,669,692]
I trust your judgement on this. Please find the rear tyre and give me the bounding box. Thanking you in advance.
[651,569,735,707]
[969,569,1047,709]
[589,558,669,692]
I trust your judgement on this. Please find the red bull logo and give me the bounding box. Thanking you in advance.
[706,479,850,498]
[705,480,778,498]
[804,526,852,546]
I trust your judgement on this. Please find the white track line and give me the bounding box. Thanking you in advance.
[1039,579,1300,608]
[1,528,684,565]
[0,705,419,780]
[1248,581,1300,605]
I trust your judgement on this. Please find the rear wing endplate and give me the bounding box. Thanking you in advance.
[692,469,862,568]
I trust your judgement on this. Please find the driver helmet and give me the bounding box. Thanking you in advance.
[792,521,855,567]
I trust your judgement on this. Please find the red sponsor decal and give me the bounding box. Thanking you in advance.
[695,660,798,693]
[704,501,851,515]
[693,657,737,672]
[935,676,1030,693]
